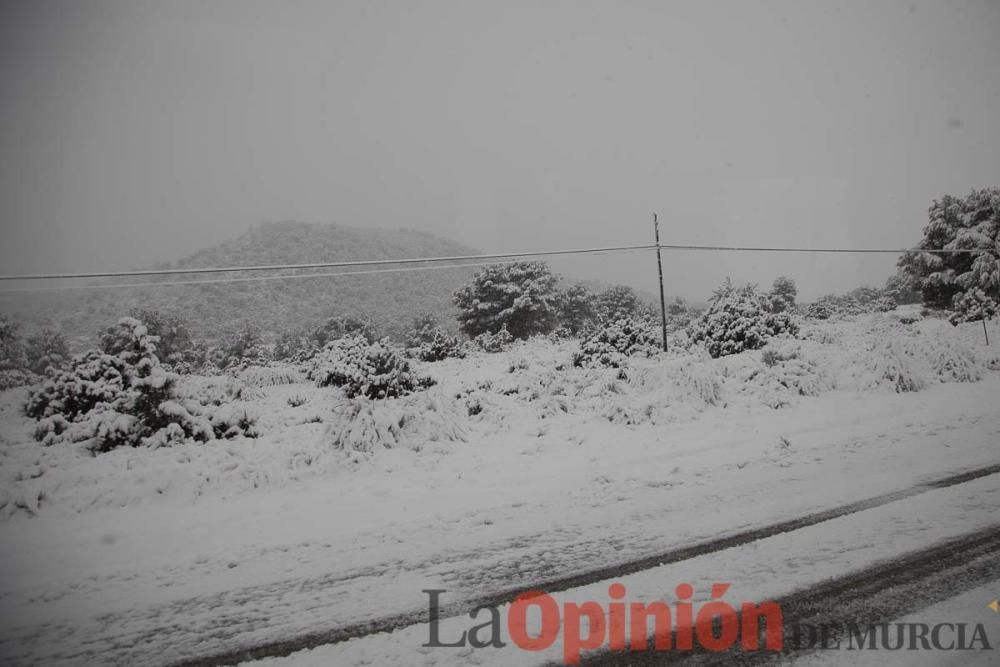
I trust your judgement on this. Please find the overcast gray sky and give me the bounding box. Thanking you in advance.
[2,0,998,299]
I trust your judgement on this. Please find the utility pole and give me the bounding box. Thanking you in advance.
[653,212,668,352]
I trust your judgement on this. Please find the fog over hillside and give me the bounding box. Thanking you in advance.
[0,222,485,344]
[0,221,672,345]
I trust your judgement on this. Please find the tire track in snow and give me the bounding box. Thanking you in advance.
[575,523,1000,665]
[164,461,1000,667]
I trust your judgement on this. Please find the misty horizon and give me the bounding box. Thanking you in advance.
[2,0,999,302]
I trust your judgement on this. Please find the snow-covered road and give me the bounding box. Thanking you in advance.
[246,474,1000,667]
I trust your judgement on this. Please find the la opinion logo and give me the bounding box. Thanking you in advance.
[424,582,783,664]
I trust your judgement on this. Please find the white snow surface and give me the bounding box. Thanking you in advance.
[0,309,998,665]
[252,476,1000,667]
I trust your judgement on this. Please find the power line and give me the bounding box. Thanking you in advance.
[0,259,532,293]
[0,247,657,293]
[0,244,660,282]
[658,244,987,254]
[0,243,990,283]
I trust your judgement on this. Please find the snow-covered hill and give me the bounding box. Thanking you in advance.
[0,221,482,344]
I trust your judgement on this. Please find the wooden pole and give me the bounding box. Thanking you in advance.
[984,318,991,346]
[653,213,668,352]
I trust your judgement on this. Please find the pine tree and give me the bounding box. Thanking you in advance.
[557,283,598,335]
[453,262,561,339]
[769,276,798,312]
[898,188,999,322]
[595,285,643,323]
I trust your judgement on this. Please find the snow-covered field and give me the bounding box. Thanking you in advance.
[0,308,998,665]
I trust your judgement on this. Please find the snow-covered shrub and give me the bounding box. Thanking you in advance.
[405,316,467,362]
[761,347,793,367]
[25,318,218,452]
[100,309,203,370]
[24,328,70,375]
[182,376,263,405]
[208,405,260,440]
[237,364,304,387]
[977,347,1000,372]
[325,392,466,453]
[808,287,902,319]
[508,357,531,373]
[671,359,724,406]
[312,315,379,348]
[805,302,833,320]
[688,279,799,358]
[24,350,127,422]
[273,328,314,362]
[545,326,574,342]
[856,340,926,393]
[474,326,514,353]
[0,317,38,390]
[308,335,434,399]
[213,323,273,370]
[925,339,982,383]
[0,316,32,389]
[751,356,833,399]
[0,368,38,391]
[414,329,466,361]
[287,394,308,407]
[872,296,897,312]
[573,318,660,368]
[454,261,561,339]
[949,286,998,325]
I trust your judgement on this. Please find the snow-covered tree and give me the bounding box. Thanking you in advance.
[898,187,1000,322]
[688,278,799,358]
[846,286,882,308]
[100,309,200,370]
[883,272,921,305]
[453,262,561,339]
[665,296,696,328]
[595,285,644,323]
[556,283,598,335]
[769,276,798,313]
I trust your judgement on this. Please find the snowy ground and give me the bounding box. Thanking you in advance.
[249,477,1000,667]
[0,309,998,665]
